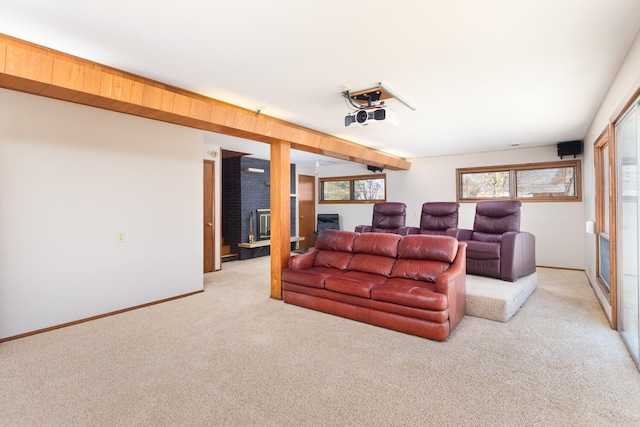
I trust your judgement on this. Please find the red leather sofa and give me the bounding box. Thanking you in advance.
[282,229,467,341]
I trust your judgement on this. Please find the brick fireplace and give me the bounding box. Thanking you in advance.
[222,155,296,260]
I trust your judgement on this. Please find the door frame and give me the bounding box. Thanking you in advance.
[203,160,216,273]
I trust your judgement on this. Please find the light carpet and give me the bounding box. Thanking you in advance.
[0,258,639,426]
[466,272,537,322]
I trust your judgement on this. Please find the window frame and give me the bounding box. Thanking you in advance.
[319,173,387,204]
[456,160,582,203]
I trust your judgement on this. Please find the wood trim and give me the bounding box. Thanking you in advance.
[593,128,612,308]
[607,123,618,329]
[456,160,582,203]
[0,290,204,343]
[269,141,291,299]
[536,265,585,271]
[318,173,387,203]
[0,33,410,171]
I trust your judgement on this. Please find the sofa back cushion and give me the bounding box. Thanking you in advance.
[314,251,353,270]
[348,254,396,277]
[391,235,458,283]
[353,232,401,257]
[347,232,401,277]
[312,229,357,270]
[315,229,357,252]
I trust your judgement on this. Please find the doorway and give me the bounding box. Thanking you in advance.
[204,160,216,272]
[298,174,316,250]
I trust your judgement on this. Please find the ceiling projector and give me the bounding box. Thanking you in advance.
[345,107,399,127]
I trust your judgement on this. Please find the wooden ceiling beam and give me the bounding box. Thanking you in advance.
[0,34,411,171]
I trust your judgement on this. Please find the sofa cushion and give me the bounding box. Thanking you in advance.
[325,271,388,298]
[371,278,448,311]
[390,259,450,283]
[282,266,344,289]
[348,254,396,277]
[397,235,458,263]
[315,229,357,252]
[314,250,353,270]
[352,232,401,257]
[465,240,501,260]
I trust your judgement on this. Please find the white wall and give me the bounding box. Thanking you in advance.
[582,30,640,320]
[317,145,585,269]
[0,89,204,339]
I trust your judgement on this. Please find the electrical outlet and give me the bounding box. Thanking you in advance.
[117,232,125,243]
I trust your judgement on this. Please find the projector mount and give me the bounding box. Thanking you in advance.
[342,82,417,111]
[343,87,390,110]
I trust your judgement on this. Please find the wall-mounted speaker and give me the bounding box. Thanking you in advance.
[557,140,582,159]
[367,165,384,173]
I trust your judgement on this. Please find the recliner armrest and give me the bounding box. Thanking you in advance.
[500,231,536,281]
[446,228,473,240]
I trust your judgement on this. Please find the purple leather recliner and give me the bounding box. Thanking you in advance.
[402,202,459,235]
[355,202,407,234]
[447,200,536,282]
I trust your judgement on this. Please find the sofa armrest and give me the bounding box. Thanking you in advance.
[500,231,536,281]
[446,228,473,240]
[288,250,318,270]
[354,225,372,233]
[398,226,419,236]
[434,242,467,331]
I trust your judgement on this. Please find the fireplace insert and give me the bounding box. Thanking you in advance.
[257,208,270,240]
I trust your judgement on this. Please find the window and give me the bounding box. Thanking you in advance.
[320,174,386,203]
[457,160,581,202]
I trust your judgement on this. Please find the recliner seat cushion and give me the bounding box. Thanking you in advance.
[465,240,501,260]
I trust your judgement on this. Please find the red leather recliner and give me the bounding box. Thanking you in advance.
[447,200,535,282]
[355,202,406,234]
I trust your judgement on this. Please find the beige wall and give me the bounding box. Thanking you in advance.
[0,89,204,339]
[582,29,640,321]
[317,144,584,269]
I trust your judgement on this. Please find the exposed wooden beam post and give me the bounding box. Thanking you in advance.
[0,33,411,171]
[269,141,291,299]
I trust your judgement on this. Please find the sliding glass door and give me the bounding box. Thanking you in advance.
[616,99,639,368]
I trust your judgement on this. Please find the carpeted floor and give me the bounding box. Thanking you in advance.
[1,257,639,426]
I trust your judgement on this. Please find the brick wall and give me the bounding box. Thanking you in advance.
[222,156,296,260]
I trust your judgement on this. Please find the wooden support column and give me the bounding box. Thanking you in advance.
[270,141,291,299]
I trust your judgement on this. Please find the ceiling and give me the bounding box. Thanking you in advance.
[2,1,640,166]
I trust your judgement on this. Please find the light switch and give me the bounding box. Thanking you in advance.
[117,232,125,243]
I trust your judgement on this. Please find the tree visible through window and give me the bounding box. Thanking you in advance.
[460,171,510,199]
[320,174,386,203]
[457,160,581,202]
